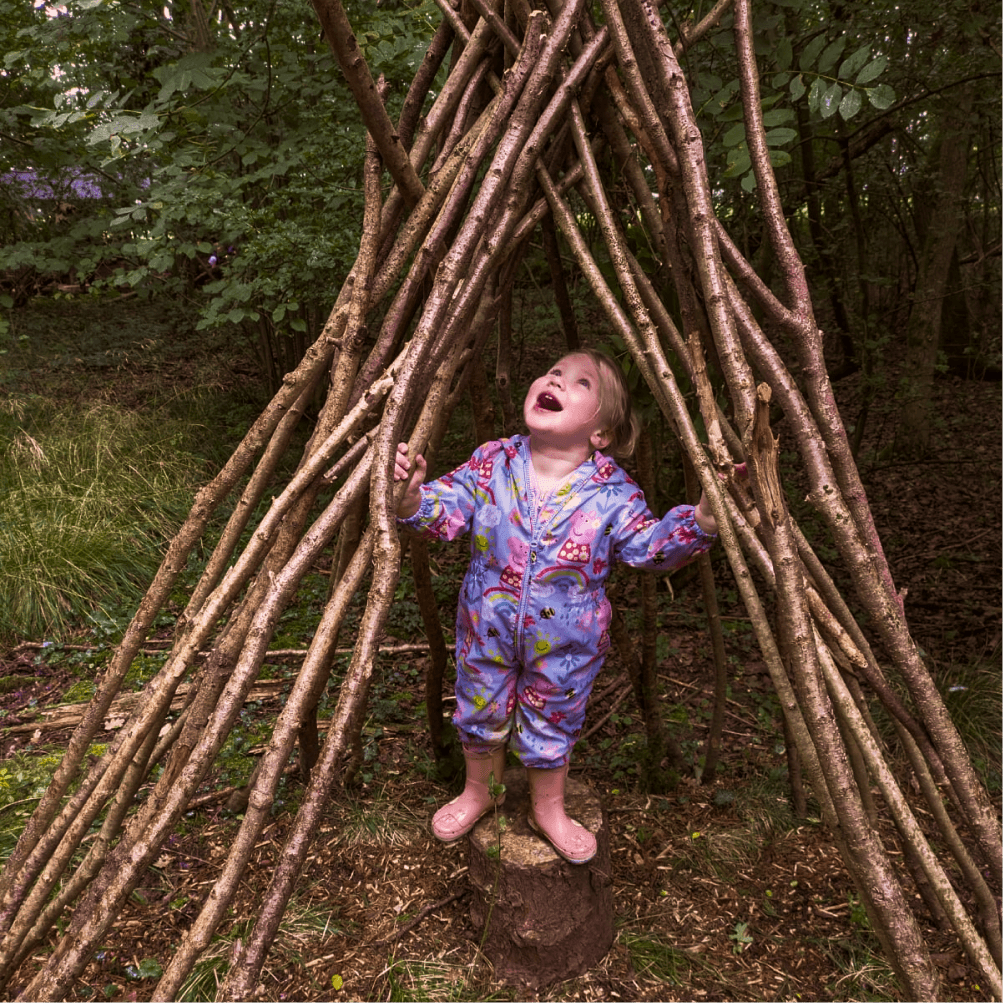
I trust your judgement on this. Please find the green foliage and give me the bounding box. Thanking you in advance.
[820,930,899,1001]
[693,8,896,194]
[0,393,213,641]
[95,893,344,1001]
[0,749,65,864]
[1,0,436,374]
[176,920,252,1003]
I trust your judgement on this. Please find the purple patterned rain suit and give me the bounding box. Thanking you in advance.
[400,435,715,768]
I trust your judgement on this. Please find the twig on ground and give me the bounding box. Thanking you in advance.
[582,685,632,742]
[368,890,469,948]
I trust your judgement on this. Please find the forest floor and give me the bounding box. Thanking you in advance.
[0,302,1000,1003]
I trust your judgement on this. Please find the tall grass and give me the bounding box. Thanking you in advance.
[938,658,1002,793]
[0,395,217,641]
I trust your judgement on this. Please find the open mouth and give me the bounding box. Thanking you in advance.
[536,392,562,412]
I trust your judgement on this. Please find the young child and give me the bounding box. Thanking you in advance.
[394,348,718,864]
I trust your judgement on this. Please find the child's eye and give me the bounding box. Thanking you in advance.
[578,378,590,388]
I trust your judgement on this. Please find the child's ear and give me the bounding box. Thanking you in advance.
[591,428,611,450]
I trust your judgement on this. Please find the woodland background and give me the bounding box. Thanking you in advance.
[0,0,1000,1000]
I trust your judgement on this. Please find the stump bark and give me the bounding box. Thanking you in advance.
[467,767,614,987]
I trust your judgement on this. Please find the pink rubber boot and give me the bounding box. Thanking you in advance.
[431,746,507,842]
[526,764,596,864]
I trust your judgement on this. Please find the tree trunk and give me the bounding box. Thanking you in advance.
[467,768,614,986]
[895,85,976,454]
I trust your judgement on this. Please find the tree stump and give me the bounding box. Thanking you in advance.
[467,767,614,987]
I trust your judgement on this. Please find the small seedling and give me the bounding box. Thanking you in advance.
[729,920,753,953]
[848,892,870,929]
[487,774,506,802]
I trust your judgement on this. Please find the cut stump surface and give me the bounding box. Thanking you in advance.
[468,767,614,987]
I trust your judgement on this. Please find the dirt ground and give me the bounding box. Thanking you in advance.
[0,357,999,1002]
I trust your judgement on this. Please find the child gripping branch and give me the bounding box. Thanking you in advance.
[395,348,718,865]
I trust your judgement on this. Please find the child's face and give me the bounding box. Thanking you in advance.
[523,354,609,453]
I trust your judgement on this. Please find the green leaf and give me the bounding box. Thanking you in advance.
[807,76,826,113]
[705,80,740,116]
[762,108,794,126]
[866,84,895,110]
[723,149,751,178]
[723,122,746,147]
[818,37,847,75]
[820,82,842,119]
[799,35,827,72]
[789,75,806,101]
[855,54,888,85]
[838,44,871,80]
[765,127,797,145]
[838,88,863,119]
[741,172,757,192]
[768,149,792,168]
[775,37,793,71]
[136,959,163,979]
[697,72,724,94]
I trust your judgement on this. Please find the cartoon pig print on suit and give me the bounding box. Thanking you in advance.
[556,508,602,564]
[498,535,530,592]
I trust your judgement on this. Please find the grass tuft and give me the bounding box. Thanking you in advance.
[328,797,427,848]
[937,659,1002,793]
[0,395,216,641]
[620,929,694,984]
[822,936,900,1001]
[383,957,512,1002]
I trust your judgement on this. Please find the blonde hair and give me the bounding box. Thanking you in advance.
[572,348,641,459]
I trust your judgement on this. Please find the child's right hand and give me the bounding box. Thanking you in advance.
[394,442,427,519]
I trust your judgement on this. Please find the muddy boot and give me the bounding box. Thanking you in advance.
[526,764,596,864]
[431,745,507,842]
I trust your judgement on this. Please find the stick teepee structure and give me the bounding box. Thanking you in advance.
[0,1,999,999]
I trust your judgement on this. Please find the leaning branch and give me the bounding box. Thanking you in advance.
[311,0,425,207]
